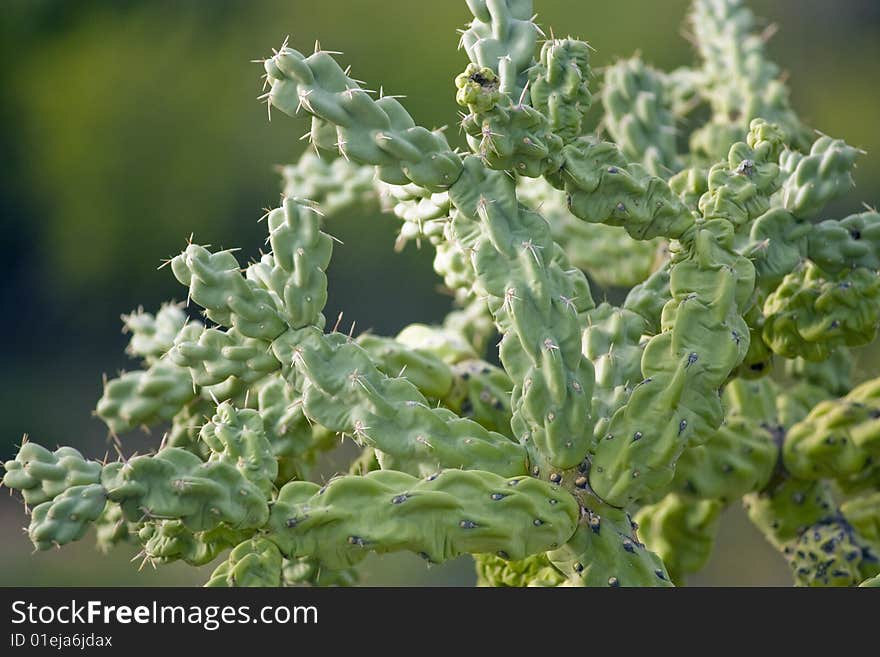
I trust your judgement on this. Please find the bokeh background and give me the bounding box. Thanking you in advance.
[1,0,879,586]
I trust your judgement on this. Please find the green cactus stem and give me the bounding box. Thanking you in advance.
[635,494,722,585]
[206,537,284,587]
[602,57,681,178]
[474,551,567,587]
[516,175,663,288]
[784,377,880,481]
[585,123,783,507]
[448,157,596,472]
[460,0,541,101]
[547,498,672,587]
[266,469,579,569]
[688,0,811,160]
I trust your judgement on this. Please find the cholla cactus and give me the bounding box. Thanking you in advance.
[4,0,880,587]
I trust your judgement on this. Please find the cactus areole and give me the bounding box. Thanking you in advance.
[4,0,879,588]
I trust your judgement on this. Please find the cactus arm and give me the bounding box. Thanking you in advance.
[170,192,521,477]
[786,519,874,586]
[448,156,596,473]
[742,366,880,586]
[549,138,695,243]
[163,199,328,477]
[171,199,333,338]
[206,537,284,587]
[454,37,592,175]
[762,262,880,362]
[264,46,462,191]
[528,39,593,144]
[101,447,270,532]
[601,57,681,178]
[635,494,722,585]
[671,378,779,502]
[807,211,880,275]
[137,521,247,567]
[296,331,527,477]
[585,123,784,507]
[783,377,880,481]
[547,500,672,587]
[249,199,334,329]
[171,244,287,340]
[102,311,216,439]
[356,333,456,401]
[96,361,198,434]
[26,484,108,551]
[517,175,664,289]
[2,442,102,507]
[101,321,279,438]
[357,328,514,434]
[745,476,877,586]
[4,438,269,551]
[199,402,278,497]
[688,0,811,160]
[387,173,680,587]
[99,197,334,437]
[280,151,377,214]
[460,0,540,100]
[742,214,878,373]
[473,551,567,587]
[122,303,189,365]
[265,469,578,569]
[168,325,281,389]
[695,120,786,229]
[739,135,864,326]
[779,136,861,219]
[582,304,649,450]
[456,63,563,176]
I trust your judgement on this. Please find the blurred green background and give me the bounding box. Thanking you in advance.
[1,0,878,587]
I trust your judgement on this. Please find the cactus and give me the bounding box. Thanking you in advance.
[474,551,567,587]
[206,538,284,587]
[686,0,811,161]
[3,0,879,588]
[601,57,681,178]
[635,494,722,585]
